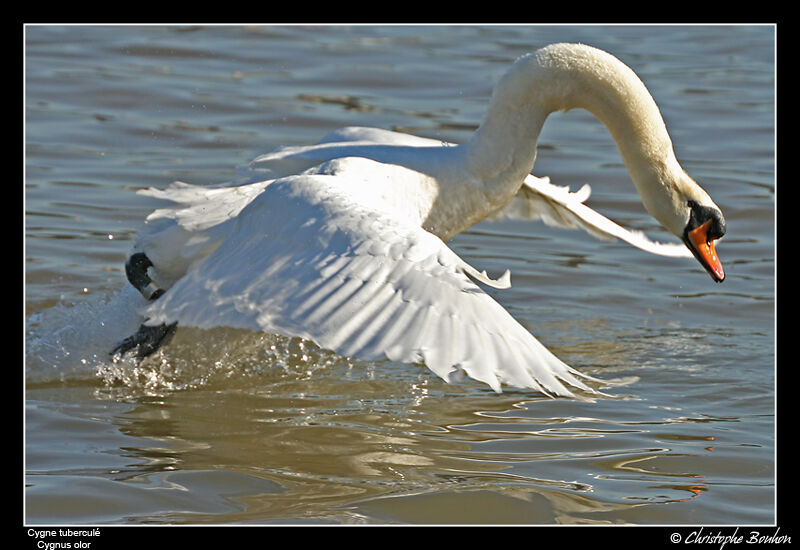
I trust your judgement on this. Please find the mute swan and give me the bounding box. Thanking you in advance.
[111,43,726,397]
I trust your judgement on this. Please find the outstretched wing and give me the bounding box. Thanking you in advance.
[140,171,600,397]
[492,175,693,258]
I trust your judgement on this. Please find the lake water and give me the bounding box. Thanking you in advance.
[25,25,775,527]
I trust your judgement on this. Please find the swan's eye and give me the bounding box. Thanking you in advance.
[686,200,726,240]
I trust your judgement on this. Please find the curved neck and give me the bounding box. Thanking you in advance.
[463,43,679,205]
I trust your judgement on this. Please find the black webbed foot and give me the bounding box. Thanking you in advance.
[111,251,178,360]
[111,321,177,360]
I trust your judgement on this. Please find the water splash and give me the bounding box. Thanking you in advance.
[25,286,355,397]
[95,326,351,397]
[25,286,146,385]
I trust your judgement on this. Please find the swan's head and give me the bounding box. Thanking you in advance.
[642,167,726,283]
[681,197,726,283]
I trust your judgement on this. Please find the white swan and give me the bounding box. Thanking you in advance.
[113,43,726,397]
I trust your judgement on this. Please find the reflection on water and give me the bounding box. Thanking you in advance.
[25,24,774,525]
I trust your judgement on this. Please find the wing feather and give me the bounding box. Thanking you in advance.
[490,175,693,258]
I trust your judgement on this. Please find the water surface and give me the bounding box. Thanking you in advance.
[25,24,775,525]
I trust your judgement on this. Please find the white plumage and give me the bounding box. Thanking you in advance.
[124,43,726,397]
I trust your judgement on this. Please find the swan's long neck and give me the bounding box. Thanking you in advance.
[464,43,684,223]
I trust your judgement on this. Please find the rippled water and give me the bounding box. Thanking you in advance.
[25,25,775,526]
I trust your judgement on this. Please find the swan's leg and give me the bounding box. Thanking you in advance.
[111,252,177,359]
[110,322,177,359]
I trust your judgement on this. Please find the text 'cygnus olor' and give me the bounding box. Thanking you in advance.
[111,43,727,397]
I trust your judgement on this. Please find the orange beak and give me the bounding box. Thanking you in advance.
[685,219,725,282]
